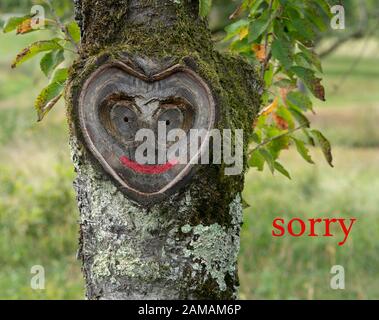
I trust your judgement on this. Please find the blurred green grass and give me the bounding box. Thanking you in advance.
[0,32,84,299]
[0,29,378,299]
[241,148,379,299]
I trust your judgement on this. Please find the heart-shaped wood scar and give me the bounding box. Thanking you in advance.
[78,61,216,204]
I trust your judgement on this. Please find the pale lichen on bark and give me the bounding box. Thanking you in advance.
[181,195,242,294]
[70,135,243,299]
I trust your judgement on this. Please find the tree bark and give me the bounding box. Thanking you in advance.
[67,0,261,300]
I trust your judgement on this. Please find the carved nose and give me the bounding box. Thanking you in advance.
[137,99,159,127]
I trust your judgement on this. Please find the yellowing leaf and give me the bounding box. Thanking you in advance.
[3,15,31,33]
[273,113,289,130]
[16,19,33,34]
[291,66,326,101]
[239,26,249,40]
[16,18,55,35]
[252,43,266,62]
[280,86,290,103]
[260,97,279,116]
[311,130,334,167]
[11,40,62,69]
[35,68,68,121]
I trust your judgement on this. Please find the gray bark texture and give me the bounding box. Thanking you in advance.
[67,0,261,300]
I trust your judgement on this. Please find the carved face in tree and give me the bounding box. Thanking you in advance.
[78,58,216,204]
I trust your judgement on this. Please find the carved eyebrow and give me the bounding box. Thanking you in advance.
[142,96,192,107]
[143,98,160,106]
[159,96,192,107]
[103,92,136,104]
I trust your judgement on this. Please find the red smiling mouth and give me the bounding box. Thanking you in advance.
[120,156,178,174]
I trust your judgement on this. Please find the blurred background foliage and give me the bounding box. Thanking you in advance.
[0,0,379,299]
[0,0,73,16]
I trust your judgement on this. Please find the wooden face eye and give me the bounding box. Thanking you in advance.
[157,98,194,133]
[110,102,139,141]
[99,96,141,144]
[157,108,184,130]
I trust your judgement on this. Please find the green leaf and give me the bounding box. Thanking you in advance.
[292,137,314,164]
[286,13,316,48]
[65,21,81,43]
[287,91,312,112]
[40,49,65,77]
[274,78,295,89]
[50,68,68,83]
[252,130,262,143]
[12,40,62,69]
[316,0,332,17]
[259,148,275,173]
[266,126,290,159]
[271,37,293,69]
[35,68,68,121]
[3,15,31,33]
[278,0,290,7]
[224,19,249,41]
[298,44,323,73]
[230,38,251,54]
[288,107,310,128]
[305,7,328,32]
[274,161,291,179]
[199,0,212,18]
[249,150,265,171]
[311,130,333,167]
[248,0,264,14]
[264,63,274,87]
[291,67,325,101]
[302,129,315,146]
[292,18,316,41]
[276,105,295,129]
[294,52,311,69]
[248,10,271,43]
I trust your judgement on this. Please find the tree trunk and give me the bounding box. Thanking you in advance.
[67,0,261,300]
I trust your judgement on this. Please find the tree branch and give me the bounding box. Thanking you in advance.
[319,30,364,59]
[319,0,368,59]
[44,0,79,53]
[260,0,274,79]
[249,123,307,153]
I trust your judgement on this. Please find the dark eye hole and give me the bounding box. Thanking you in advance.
[157,97,194,132]
[99,94,140,144]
